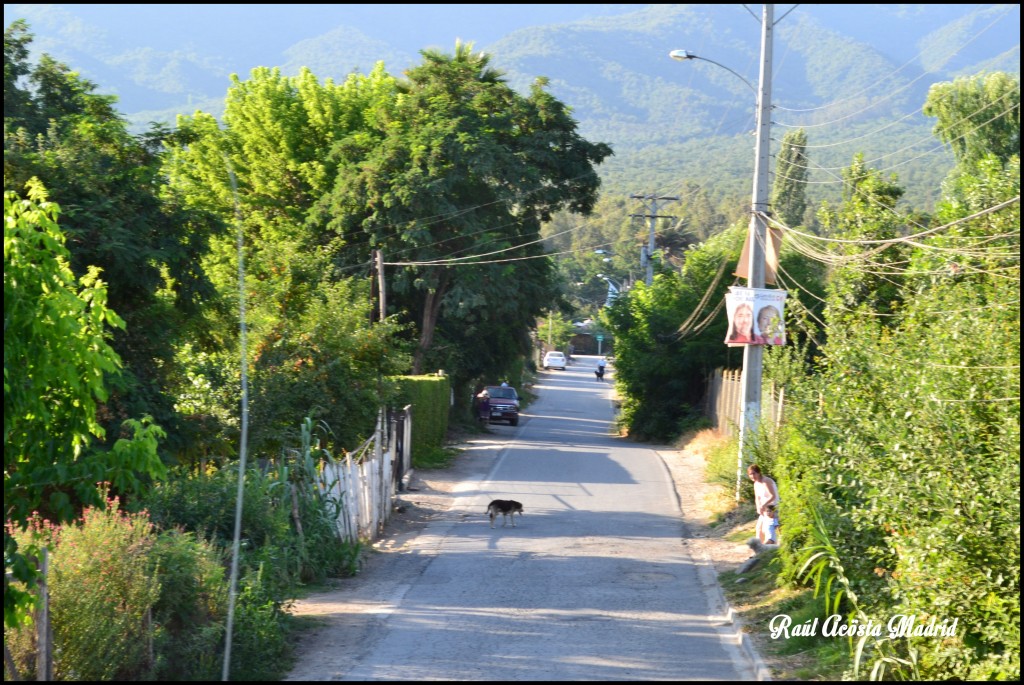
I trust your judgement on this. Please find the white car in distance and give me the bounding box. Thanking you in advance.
[542,351,567,370]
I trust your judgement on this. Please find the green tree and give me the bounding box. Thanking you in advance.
[163,65,409,454]
[318,41,612,384]
[923,72,1020,169]
[817,154,907,324]
[604,224,746,440]
[4,22,218,458]
[3,20,34,126]
[770,128,809,228]
[677,181,731,242]
[5,181,165,628]
[537,310,578,355]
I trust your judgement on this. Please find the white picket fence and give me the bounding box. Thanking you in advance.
[317,407,412,543]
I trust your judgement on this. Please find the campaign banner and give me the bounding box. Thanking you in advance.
[724,286,788,346]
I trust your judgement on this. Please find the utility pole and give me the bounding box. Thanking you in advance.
[374,249,387,322]
[735,3,774,500]
[629,193,679,285]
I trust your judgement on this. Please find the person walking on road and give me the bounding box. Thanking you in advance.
[595,357,607,381]
[476,388,491,423]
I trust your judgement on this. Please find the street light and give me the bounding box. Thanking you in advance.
[671,4,774,501]
[668,50,756,94]
[596,273,623,308]
[596,273,624,289]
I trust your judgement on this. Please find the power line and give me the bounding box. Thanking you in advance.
[772,5,1018,120]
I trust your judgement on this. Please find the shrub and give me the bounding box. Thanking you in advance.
[226,564,293,681]
[149,527,227,681]
[394,375,451,466]
[50,497,160,680]
[138,464,290,553]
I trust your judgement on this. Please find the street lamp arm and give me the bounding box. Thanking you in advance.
[669,49,756,94]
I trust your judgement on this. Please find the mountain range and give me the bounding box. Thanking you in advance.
[5,3,1020,210]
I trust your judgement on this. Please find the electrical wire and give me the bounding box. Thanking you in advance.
[343,10,1016,273]
[773,5,1017,121]
[774,98,1020,176]
[674,256,731,338]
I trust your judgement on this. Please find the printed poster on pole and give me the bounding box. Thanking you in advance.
[724,286,788,347]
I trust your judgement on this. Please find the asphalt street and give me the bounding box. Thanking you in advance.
[324,355,757,681]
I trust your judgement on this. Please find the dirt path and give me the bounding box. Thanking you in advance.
[285,429,775,681]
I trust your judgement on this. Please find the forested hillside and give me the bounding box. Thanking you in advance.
[4,8,1020,681]
[5,3,1019,213]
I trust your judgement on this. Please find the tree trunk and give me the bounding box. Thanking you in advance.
[412,268,449,374]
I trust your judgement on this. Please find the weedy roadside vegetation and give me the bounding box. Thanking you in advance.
[699,391,1019,682]
[4,420,362,681]
[702,430,852,680]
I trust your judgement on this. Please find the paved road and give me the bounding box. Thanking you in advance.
[299,356,756,681]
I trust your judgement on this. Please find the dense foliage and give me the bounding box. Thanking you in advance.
[162,63,410,458]
[772,74,1019,680]
[603,217,827,442]
[4,13,1018,679]
[5,24,614,678]
[603,226,743,440]
[4,20,218,458]
[395,375,452,464]
[312,41,611,393]
[165,43,611,450]
[6,447,353,681]
[4,182,166,628]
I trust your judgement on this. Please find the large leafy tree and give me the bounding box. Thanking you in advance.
[923,71,1020,170]
[5,181,166,627]
[163,65,409,453]
[604,224,745,441]
[318,41,613,383]
[4,20,217,458]
[816,154,908,324]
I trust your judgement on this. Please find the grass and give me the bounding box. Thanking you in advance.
[718,540,852,680]
[703,496,851,678]
[676,428,853,680]
[412,445,460,469]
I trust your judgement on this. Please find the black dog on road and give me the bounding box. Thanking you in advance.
[486,499,524,528]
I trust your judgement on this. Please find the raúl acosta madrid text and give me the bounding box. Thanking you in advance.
[769,613,959,640]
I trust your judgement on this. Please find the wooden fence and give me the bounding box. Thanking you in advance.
[316,405,412,543]
[703,367,785,436]
[6,405,414,681]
